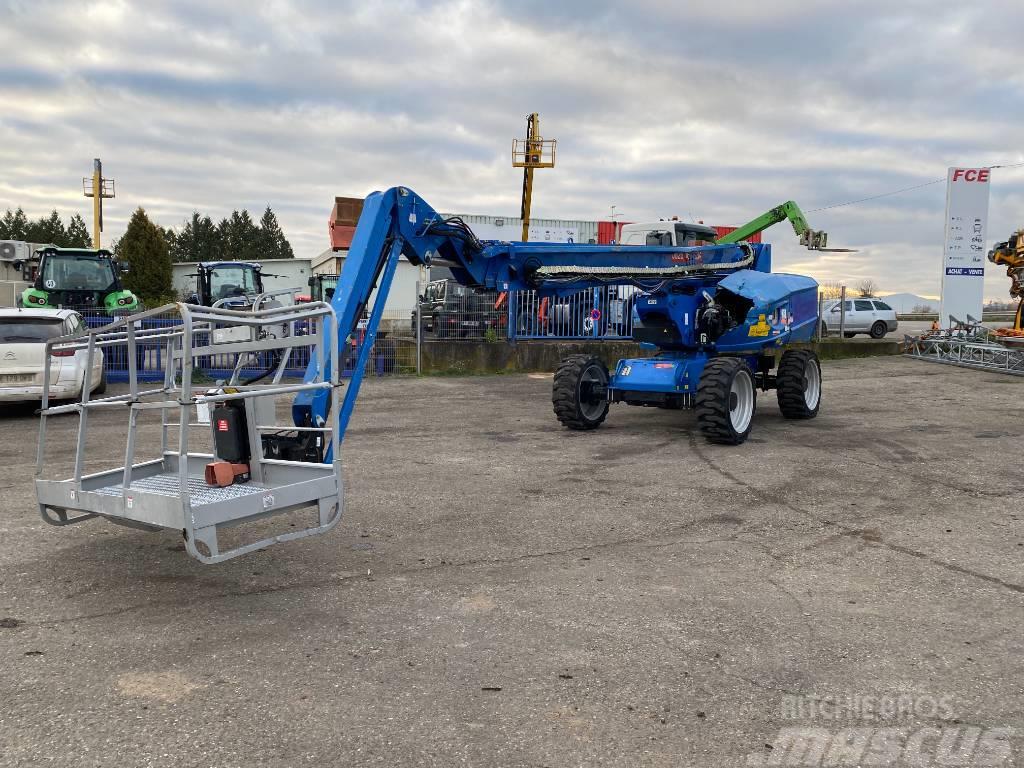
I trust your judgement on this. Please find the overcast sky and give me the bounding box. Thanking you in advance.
[2,0,1023,299]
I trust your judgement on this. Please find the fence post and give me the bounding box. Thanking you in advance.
[507,291,518,344]
[816,294,824,340]
[839,285,847,337]
[415,280,422,375]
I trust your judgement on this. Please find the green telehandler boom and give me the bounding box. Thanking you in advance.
[715,201,852,252]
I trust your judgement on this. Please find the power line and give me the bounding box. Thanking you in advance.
[808,178,945,212]
[808,160,1024,213]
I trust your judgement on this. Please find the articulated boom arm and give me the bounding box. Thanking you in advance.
[716,201,830,251]
[294,186,770,443]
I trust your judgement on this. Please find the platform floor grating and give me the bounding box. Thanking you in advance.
[93,472,269,506]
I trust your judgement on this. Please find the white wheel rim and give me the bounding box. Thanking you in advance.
[804,358,821,409]
[729,370,754,433]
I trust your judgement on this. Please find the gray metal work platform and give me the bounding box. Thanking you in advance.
[35,300,344,564]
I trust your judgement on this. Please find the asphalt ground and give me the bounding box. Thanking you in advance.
[0,356,1022,767]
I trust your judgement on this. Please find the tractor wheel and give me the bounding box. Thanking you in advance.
[870,321,887,339]
[776,349,821,419]
[695,357,756,445]
[552,354,609,430]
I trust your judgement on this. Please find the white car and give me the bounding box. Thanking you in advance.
[821,298,898,339]
[0,308,105,403]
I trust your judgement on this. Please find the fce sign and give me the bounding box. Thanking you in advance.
[951,168,990,183]
[939,167,991,325]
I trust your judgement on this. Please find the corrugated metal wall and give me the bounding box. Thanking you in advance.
[442,213,599,244]
[713,226,762,244]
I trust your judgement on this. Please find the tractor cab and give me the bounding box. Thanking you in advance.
[306,274,339,303]
[189,262,272,308]
[20,247,137,314]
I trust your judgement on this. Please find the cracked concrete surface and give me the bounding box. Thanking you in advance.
[0,357,1022,767]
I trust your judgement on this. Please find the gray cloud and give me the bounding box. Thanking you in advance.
[1,0,1023,299]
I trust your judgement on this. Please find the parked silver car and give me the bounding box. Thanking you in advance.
[821,298,898,339]
[0,308,104,403]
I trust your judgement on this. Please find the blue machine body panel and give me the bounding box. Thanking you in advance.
[293,186,819,457]
[609,355,709,396]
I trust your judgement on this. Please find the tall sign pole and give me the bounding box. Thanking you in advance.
[939,167,991,325]
[82,158,115,249]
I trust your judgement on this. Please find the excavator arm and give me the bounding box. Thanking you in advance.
[715,201,841,251]
[294,186,771,447]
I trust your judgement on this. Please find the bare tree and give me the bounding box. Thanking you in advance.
[911,304,935,314]
[819,280,846,300]
[855,278,879,298]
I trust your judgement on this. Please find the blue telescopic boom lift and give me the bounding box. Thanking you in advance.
[32,185,824,564]
[294,186,822,453]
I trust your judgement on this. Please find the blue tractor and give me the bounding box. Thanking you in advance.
[293,187,822,449]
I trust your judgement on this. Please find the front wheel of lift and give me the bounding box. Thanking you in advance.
[695,357,756,445]
[776,349,821,419]
[553,354,609,430]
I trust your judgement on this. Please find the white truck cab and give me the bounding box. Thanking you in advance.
[618,220,719,247]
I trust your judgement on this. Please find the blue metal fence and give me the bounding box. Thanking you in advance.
[508,285,638,340]
[80,310,410,382]
[72,281,638,383]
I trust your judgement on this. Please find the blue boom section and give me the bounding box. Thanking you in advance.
[294,186,817,458]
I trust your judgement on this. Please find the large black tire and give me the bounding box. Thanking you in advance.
[776,350,821,419]
[870,321,887,339]
[695,357,756,445]
[552,355,609,430]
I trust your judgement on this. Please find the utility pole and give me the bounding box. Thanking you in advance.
[512,113,556,242]
[82,158,115,249]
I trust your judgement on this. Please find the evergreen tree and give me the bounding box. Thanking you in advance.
[115,208,173,305]
[66,214,92,248]
[0,208,28,240]
[257,206,293,259]
[170,212,222,262]
[219,209,260,262]
[161,226,177,256]
[25,210,66,245]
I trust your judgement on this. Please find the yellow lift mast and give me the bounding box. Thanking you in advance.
[82,158,115,249]
[512,113,556,242]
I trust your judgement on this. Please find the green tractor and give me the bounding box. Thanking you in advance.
[20,247,138,314]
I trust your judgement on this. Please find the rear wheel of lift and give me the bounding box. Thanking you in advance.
[695,357,756,445]
[776,349,821,419]
[552,354,609,430]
